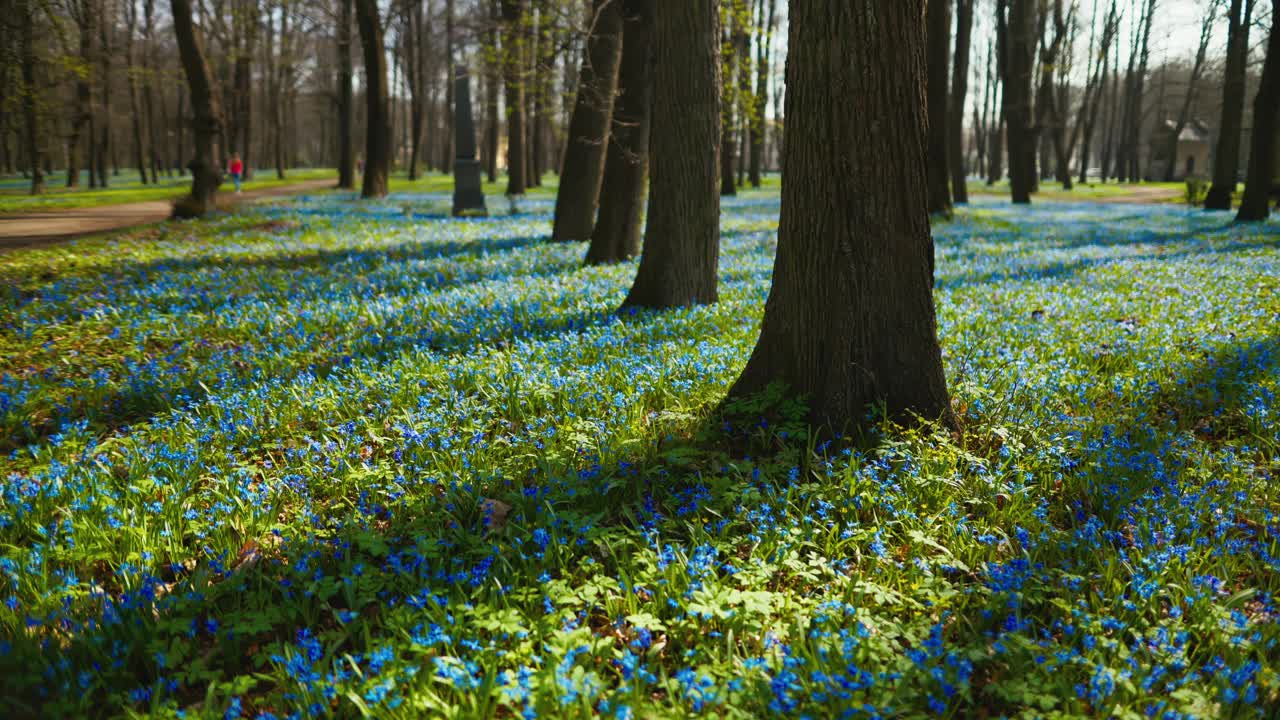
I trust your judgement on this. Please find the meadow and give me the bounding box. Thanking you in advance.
[0,188,1278,718]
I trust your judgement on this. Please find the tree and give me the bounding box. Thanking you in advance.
[336,0,355,189]
[949,0,974,204]
[730,0,953,433]
[552,0,623,242]
[621,0,720,309]
[925,0,952,214]
[719,0,744,197]
[747,0,777,188]
[1237,7,1279,222]
[1161,1,1217,182]
[354,0,390,198]
[501,0,527,196]
[170,0,224,216]
[484,0,500,182]
[1075,0,1119,185]
[586,0,653,265]
[1205,0,1256,209]
[18,0,44,195]
[1001,0,1036,203]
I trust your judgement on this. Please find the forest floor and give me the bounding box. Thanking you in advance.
[0,178,336,251]
[2,189,1277,718]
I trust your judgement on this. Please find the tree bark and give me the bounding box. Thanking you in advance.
[125,0,150,184]
[485,0,500,182]
[170,0,224,217]
[1001,0,1036,203]
[1206,0,1255,209]
[586,0,653,265]
[621,0,720,309]
[948,0,973,204]
[748,0,776,188]
[925,0,952,214]
[501,0,528,195]
[730,0,953,434]
[719,1,741,197]
[1237,10,1278,222]
[337,0,355,188]
[552,0,623,241]
[97,0,112,189]
[19,0,44,195]
[67,0,94,189]
[355,0,390,197]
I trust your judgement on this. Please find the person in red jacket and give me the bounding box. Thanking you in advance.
[228,153,244,193]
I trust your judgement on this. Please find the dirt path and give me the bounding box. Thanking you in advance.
[0,178,334,252]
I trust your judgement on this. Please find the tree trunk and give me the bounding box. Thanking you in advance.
[748,0,776,188]
[948,0,973,204]
[1206,0,1255,209]
[97,0,112,189]
[621,0,720,309]
[19,0,44,195]
[925,0,952,214]
[586,0,653,265]
[730,0,953,434]
[336,0,355,188]
[485,0,500,183]
[170,0,224,217]
[125,0,149,184]
[67,0,94,189]
[1237,11,1278,222]
[355,0,390,197]
[719,2,740,197]
[441,0,454,173]
[501,0,528,195]
[1001,0,1036,203]
[552,0,623,241]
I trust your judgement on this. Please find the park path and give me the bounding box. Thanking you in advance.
[0,178,334,252]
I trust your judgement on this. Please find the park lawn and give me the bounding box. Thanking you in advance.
[1,193,1278,718]
[968,178,1187,203]
[0,168,338,214]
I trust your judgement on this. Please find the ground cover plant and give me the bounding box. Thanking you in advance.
[0,169,338,214]
[0,190,1278,718]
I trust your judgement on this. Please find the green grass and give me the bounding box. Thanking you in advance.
[968,178,1185,203]
[0,191,1277,718]
[0,168,338,214]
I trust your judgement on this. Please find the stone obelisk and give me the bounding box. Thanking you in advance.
[452,69,488,217]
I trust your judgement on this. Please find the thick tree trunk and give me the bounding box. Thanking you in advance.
[1001,0,1036,203]
[170,0,224,217]
[730,0,953,434]
[501,0,528,195]
[948,0,973,204]
[551,0,623,241]
[1206,0,1255,209]
[337,0,355,188]
[925,0,952,214]
[1237,13,1278,222]
[354,0,390,197]
[586,0,653,265]
[621,0,720,309]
